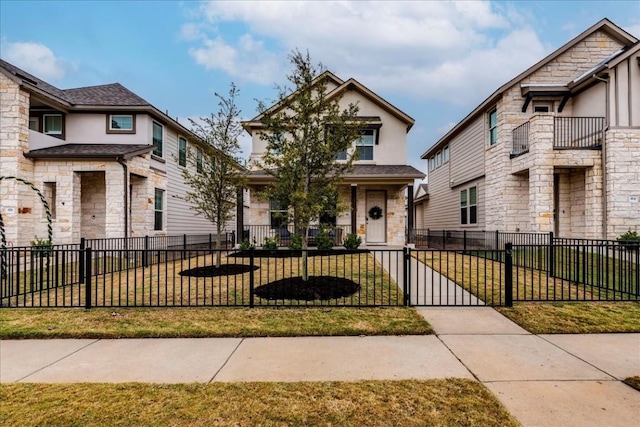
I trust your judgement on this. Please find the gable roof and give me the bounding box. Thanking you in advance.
[63,83,149,106]
[421,18,639,159]
[243,70,414,133]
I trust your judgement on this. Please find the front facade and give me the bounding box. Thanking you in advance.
[0,59,235,247]
[420,19,639,239]
[243,73,424,246]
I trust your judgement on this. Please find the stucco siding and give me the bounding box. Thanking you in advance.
[65,114,150,145]
[572,84,606,117]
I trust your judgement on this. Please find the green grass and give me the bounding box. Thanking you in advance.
[0,307,432,339]
[0,380,519,427]
[496,302,640,334]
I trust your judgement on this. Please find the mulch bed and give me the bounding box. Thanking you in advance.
[179,264,259,277]
[229,249,370,258]
[254,276,361,300]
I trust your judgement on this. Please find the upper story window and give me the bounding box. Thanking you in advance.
[443,145,449,163]
[356,129,375,161]
[107,114,135,133]
[152,121,163,157]
[436,151,442,167]
[336,149,348,161]
[178,137,187,167]
[488,109,497,146]
[533,102,552,113]
[428,157,435,171]
[43,114,62,135]
[196,148,203,173]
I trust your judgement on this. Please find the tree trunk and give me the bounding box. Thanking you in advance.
[302,226,309,282]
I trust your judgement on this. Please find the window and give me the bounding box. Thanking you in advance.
[43,114,62,135]
[196,148,203,173]
[152,122,163,157]
[43,182,56,219]
[154,189,164,231]
[336,149,348,161]
[178,137,187,167]
[460,186,478,225]
[356,129,375,161]
[429,157,435,171]
[29,117,39,131]
[443,146,449,163]
[436,151,442,167]
[270,199,289,228]
[533,103,552,113]
[108,115,134,132]
[488,109,497,146]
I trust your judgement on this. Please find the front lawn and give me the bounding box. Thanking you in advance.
[0,307,432,339]
[496,302,640,334]
[0,380,519,427]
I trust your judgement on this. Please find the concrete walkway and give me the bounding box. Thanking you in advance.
[1,308,639,426]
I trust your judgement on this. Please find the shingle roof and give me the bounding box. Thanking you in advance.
[0,59,69,102]
[250,164,424,179]
[25,144,154,159]
[64,83,149,106]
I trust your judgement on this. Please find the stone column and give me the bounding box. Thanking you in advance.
[528,115,555,232]
[104,165,125,238]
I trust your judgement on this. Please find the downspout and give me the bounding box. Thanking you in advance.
[117,158,129,239]
[593,74,609,239]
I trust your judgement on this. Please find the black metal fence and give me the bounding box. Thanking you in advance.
[410,229,552,252]
[554,116,605,149]
[511,121,530,157]
[243,225,352,247]
[1,234,637,308]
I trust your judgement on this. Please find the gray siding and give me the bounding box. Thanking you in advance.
[449,115,485,186]
[422,172,485,230]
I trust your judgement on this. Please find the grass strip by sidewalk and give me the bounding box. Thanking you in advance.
[0,380,519,427]
[0,307,433,339]
[496,302,640,334]
[624,376,640,392]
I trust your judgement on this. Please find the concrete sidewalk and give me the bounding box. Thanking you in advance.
[1,307,639,426]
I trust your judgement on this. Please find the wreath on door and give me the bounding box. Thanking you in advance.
[368,206,383,220]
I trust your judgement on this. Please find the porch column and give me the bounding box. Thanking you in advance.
[236,187,244,243]
[529,165,554,233]
[105,166,125,238]
[350,184,357,234]
[407,184,414,244]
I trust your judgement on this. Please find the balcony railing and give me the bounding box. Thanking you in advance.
[554,117,605,149]
[511,121,530,157]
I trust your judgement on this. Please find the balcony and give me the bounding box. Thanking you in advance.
[511,116,605,158]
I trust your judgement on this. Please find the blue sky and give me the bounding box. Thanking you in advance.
[1,0,639,175]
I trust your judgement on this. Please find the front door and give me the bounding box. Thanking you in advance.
[366,190,386,244]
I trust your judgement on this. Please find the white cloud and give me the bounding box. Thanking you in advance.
[182,0,547,104]
[1,41,71,81]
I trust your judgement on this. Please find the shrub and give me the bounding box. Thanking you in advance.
[30,236,52,257]
[239,238,255,250]
[343,233,362,250]
[262,236,279,250]
[618,229,640,251]
[289,233,303,250]
[316,229,334,250]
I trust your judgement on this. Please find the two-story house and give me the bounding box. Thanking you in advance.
[0,59,240,247]
[242,72,425,246]
[419,18,639,240]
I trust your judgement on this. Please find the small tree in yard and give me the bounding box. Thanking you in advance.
[180,83,246,267]
[257,50,365,281]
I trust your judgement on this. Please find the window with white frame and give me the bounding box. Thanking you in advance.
[443,145,449,163]
[196,148,203,173]
[154,189,164,230]
[356,129,375,161]
[460,186,478,225]
[429,157,435,171]
[436,151,442,167]
[488,109,497,146]
[178,137,187,167]
[109,115,134,131]
[270,199,289,228]
[43,114,62,135]
[152,121,163,157]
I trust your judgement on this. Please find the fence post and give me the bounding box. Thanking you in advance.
[442,230,446,250]
[403,247,410,306]
[505,242,513,307]
[79,237,85,283]
[85,247,92,309]
[143,236,149,267]
[548,231,555,278]
[495,231,500,251]
[209,233,213,250]
[463,230,467,253]
[249,247,255,308]
[231,230,236,248]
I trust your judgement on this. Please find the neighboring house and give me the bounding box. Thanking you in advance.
[413,183,429,230]
[0,59,241,247]
[419,18,639,240]
[242,72,425,246]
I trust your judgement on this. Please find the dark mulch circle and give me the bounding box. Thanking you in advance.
[179,264,259,277]
[229,249,370,258]
[254,276,361,301]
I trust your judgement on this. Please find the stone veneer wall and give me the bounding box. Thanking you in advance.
[605,128,640,238]
[0,73,36,247]
[80,172,106,239]
[484,30,624,234]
